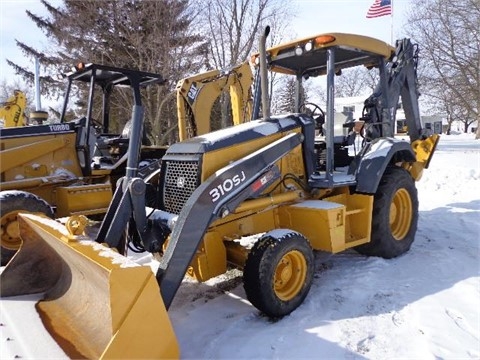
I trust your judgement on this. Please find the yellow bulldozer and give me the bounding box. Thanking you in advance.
[1,29,438,359]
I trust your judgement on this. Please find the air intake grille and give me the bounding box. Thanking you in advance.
[163,160,200,214]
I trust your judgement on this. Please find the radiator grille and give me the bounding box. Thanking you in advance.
[163,160,200,214]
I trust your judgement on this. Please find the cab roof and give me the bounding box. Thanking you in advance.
[252,32,395,77]
[65,63,165,88]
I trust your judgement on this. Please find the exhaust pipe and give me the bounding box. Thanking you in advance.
[30,57,48,125]
[259,26,271,119]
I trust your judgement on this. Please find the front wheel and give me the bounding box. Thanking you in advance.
[1,191,54,265]
[355,167,418,258]
[243,230,314,318]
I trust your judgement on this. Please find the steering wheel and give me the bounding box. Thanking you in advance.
[299,102,325,133]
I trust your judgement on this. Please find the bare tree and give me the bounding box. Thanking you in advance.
[195,0,293,125]
[335,67,378,98]
[197,0,290,68]
[405,0,480,137]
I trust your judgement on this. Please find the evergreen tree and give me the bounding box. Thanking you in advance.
[273,76,307,114]
[8,0,205,144]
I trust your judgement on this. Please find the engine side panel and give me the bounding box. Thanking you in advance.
[160,114,316,215]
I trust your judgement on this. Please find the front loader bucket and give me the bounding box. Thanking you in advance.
[1,215,64,296]
[0,214,179,359]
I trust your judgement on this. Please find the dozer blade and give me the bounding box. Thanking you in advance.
[1,213,179,359]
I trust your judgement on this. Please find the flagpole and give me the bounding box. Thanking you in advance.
[390,0,394,45]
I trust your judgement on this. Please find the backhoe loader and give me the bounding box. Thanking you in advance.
[0,64,166,265]
[1,29,438,359]
[0,62,253,266]
[176,61,253,140]
[0,90,27,127]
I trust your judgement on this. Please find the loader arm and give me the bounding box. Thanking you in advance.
[94,104,150,251]
[157,131,303,308]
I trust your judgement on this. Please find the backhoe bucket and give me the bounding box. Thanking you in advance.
[0,213,179,359]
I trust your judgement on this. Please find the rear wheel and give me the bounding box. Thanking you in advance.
[1,191,54,265]
[243,230,314,317]
[355,167,418,258]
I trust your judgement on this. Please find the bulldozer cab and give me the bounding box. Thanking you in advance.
[251,33,397,189]
[58,63,166,177]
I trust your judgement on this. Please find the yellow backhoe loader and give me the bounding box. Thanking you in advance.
[176,61,253,139]
[0,90,27,127]
[0,64,167,265]
[0,63,253,266]
[1,28,438,359]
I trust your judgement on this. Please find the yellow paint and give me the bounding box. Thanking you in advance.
[8,214,179,359]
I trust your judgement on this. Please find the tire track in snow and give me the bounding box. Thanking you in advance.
[445,308,479,341]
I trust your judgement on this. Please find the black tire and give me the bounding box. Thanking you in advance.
[243,230,314,318]
[1,191,54,265]
[355,167,418,259]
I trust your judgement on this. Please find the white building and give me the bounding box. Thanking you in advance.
[334,96,444,134]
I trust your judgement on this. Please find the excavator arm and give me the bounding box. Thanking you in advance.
[0,90,27,127]
[361,39,424,140]
[176,62,253,140]
[360,38,439,179]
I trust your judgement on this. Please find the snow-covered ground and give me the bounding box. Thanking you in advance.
[1,133,479,359]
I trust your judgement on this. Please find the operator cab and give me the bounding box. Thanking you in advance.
[251,33,396,188]
[58,63,166,177]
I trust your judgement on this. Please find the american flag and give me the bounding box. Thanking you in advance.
[366,0,392,18]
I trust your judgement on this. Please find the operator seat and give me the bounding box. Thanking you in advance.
[105,119,132,146]
[92,120,132,168]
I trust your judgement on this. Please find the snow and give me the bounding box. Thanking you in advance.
[196,115,300,145]
[293,200,343,210]
[1,133,479,359]
[78,240,142,268]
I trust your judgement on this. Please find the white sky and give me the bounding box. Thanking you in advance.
[0,0,412,85]
[292,0,410,41]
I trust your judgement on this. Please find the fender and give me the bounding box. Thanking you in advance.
[352,137,416,194]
